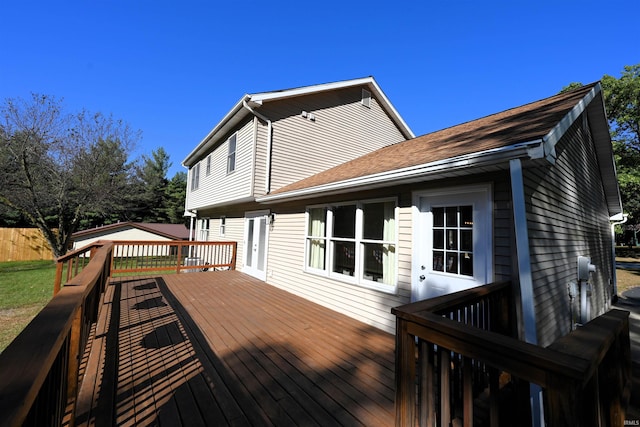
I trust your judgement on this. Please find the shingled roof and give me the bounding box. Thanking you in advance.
[258,82,619,215]
[72,222,189,240]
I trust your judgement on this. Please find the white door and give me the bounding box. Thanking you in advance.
[412,185,493,301]
[244,211,269,280]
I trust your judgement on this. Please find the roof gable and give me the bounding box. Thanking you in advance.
[182,77,413,166]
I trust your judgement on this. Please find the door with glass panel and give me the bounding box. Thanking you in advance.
[244,211,268,280]
[412,186,492,301]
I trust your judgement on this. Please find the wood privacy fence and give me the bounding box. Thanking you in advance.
[0,228,54,262]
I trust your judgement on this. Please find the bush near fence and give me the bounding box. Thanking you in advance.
[0,228,54,262]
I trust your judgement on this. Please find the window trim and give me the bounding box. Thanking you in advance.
[190,163,200,191]
[227,133,237,174]
[304,197,398,293]
[219,216,226,237]
[206,155,212,176]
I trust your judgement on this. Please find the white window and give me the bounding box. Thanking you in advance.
[199,218,210,241]
[227,134,237,174]
[190,163,200,191]
[305,199,397,290]
[219,216,226,237]
[206,155,211,176]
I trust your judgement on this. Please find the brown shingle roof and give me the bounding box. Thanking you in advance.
[268,83,598,196]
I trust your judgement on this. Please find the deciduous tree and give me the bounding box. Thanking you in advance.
[0,94,140,257]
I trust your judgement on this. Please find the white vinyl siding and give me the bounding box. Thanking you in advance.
[257,86,407,193]
[186,122,254,210]
[524,116,614,347]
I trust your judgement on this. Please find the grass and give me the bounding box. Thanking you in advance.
[0,260,57,353]
[1,255,639,354]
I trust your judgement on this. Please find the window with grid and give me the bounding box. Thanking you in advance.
[432,205,473,276]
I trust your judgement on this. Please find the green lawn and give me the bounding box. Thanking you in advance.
[0,260,57,353]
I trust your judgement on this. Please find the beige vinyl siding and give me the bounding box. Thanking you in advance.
[257,86,407,194]
[252,117,267,195]
[523,116,614,347]
[265,206,411,334]
[493,176,514,281]
[186,120,255,211]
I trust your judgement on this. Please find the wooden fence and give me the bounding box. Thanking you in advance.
[0,228,54,262]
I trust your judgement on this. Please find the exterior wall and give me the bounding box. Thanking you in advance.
[72,227,173,250]
[261,175,513,334]
[257,86,407,193]
[185,119,255,211]
[265,207,409,333]
[523,115,614,347]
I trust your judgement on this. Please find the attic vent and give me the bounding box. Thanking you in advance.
[361,89,371,108]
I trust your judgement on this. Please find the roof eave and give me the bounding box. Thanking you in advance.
[182,95,251,167]
[539,83,622,216]
[256,142,541,204]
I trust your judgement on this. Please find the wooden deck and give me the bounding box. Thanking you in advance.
[73,270,396,426]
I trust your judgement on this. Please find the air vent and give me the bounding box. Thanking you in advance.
[361,89,371,108]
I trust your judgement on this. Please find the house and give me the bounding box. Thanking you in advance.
[183,78,621,348]
[72,222,189,250]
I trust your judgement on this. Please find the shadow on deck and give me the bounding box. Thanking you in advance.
[74,271,395,426]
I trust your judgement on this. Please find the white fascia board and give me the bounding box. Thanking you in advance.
[250,77,375,102]
[182,95,251,167]
[541,84,599,163]
[257,141,541,203]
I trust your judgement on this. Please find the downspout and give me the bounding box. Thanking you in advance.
[611,213,628,299]
[509,158,544,427]
[242,100,273,194]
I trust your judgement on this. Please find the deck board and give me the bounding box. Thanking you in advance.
[74,270,396,426]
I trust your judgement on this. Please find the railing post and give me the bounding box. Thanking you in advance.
[54,260,63,296]
[231,242,237,270]
[177,241,184,274]
[66,305,83,427]
[395,318,416,426]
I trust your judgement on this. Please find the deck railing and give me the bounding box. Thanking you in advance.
[0,241,113,427]
[392,281,631,427]
[0,239,237,427]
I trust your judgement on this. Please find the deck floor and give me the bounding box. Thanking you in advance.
[74,270,396,426]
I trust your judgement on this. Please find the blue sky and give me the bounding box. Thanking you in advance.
[1,1,638,177]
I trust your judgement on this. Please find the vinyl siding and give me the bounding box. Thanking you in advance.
[186,120,255,210]
[265,205,409,334]
[523,115,614,347]
[256,86,407,194]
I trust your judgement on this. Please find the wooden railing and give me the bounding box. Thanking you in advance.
[392,281,631,427]
[110,240,237,275]
[0,241,113,427]
[0,240,237,427]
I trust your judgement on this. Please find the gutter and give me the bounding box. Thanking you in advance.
[242,100,273,194]
[257,139,543,203]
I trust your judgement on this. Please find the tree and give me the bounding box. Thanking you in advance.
[0,94,140,257]
[602,65,640,244]
[133,147,172,222]
[165,171,187,225]
[561,66,640,243]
